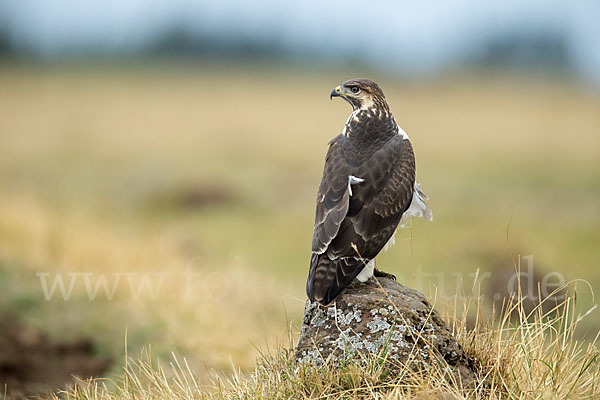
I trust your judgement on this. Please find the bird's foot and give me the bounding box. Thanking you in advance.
[374,268,396,281]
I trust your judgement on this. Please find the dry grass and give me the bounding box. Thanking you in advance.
[54,277,600,399]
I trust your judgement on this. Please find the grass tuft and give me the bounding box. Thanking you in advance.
[55,280,600,400]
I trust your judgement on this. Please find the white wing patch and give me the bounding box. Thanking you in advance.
[392,116,409,139]
[348,175,365,196]
[384,183,432,252]
[400,182,433,227]
[398,126,409,139]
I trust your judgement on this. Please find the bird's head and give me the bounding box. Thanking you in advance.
[330,78,388,111]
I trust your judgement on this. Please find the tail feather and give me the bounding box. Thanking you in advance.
[306,253,366,305]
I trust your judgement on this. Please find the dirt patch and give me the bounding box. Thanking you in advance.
[0,315,112,399]
[171,185,236,210]
[146,184,237,214]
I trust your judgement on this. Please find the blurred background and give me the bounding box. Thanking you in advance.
[0,0,599,396]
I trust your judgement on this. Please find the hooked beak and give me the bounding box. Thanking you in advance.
[330,85,342,100]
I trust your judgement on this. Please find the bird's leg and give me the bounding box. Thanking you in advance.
[373,258,396,280]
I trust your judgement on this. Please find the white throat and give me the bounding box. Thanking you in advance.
[359,98,375,110]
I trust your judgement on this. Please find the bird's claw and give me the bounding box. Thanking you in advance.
[374,268,396,281]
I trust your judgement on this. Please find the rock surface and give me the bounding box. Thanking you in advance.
[295,277,476,385]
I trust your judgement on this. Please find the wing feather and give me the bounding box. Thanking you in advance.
[327,137,415,259]
[311,135,352,254]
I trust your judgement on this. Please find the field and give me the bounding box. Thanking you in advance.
[0,63,599,397]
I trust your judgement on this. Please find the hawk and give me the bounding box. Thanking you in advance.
[306,78,432,305]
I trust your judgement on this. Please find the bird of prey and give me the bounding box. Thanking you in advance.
[306,78,432,305]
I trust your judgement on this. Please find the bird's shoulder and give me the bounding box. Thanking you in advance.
[354,133,411,177]
[349,135,415,214]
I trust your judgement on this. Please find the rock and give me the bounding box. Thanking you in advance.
[295,277,476,386]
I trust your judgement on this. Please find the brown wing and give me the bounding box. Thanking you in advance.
[328,136,416,259]
[311,134,352,255]
[307,135,416,304]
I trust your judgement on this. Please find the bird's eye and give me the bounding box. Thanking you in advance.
[351,86,360,94]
